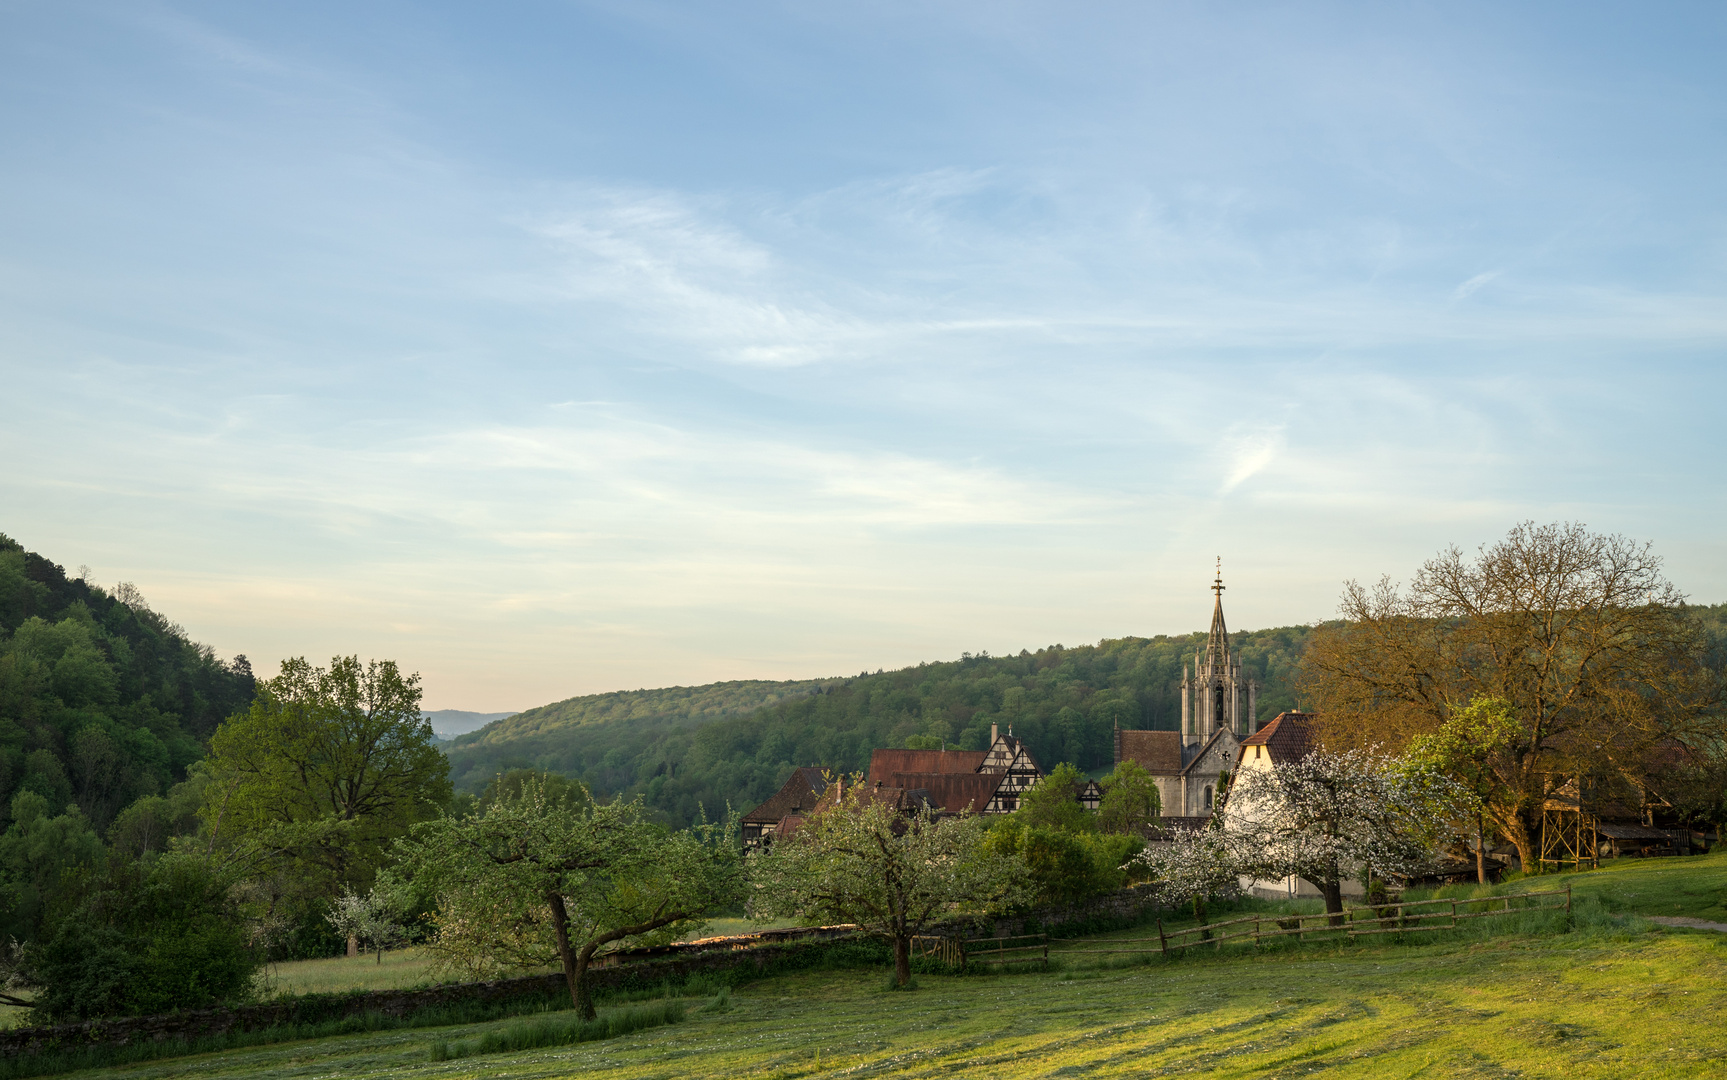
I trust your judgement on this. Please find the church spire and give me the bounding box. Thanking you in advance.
[1205,557,1230,670]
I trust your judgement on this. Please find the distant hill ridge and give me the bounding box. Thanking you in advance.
[447,679,826,763]
[443,626,1318,824]
[446,600,1727,827]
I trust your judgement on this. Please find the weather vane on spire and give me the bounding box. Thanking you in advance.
[1213,556,1224,595]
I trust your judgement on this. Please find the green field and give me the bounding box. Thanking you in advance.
[31,853,1725,1080]
[48,926,1725,1079]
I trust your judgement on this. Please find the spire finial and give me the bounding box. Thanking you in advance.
[1213,556,1224,596]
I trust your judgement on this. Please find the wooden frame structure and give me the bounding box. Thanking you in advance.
[1539,782,1600,871]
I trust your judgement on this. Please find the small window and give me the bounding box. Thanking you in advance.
[1203,786,1213,809]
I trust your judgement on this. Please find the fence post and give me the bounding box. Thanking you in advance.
[1566,884,1572,916]
[1157,918,1168,957]
[1450,899,1456,929]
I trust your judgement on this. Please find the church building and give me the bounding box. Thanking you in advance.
[1114,569,1262,819]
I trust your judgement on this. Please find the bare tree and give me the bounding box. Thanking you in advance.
[1301,522,1724,869]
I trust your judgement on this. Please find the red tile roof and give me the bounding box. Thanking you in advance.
[1238,712,1317,763]
[1116,729,1183,774]
[866,748,987,786]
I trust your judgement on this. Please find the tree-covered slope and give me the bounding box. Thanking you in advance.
[0,534,255,830]
[444,680,828,792]
[446,625,1317,825]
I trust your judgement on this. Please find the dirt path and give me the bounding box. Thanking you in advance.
[1647,916,1727,932]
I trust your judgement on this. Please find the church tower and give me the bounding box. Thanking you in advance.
[1179,564,1259,752]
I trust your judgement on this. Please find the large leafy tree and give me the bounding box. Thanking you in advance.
[0,791,104,942]
[397,779,743,1018]
[205,657,450,902]
[1300,522,1724,868]
[1012,762,1094,833]
[752,782,1028,986]
[1405,697,1522,883]
[1098,759,1162,834]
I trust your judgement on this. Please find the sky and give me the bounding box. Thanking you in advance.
[2,1,1724,711]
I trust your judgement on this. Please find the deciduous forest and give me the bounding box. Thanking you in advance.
[0,533,255,834]
[446,625,1317,826]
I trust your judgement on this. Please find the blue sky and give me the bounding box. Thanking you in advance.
[2,1,1723,709]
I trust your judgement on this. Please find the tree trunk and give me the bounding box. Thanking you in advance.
[347,934,358,958]
[546,892,593,1018]
[893,935,911,987]
[1497,809,1537,874]
[1194,896,1210,941]
[1475,812,1488,885]
[1319,879,1344,926]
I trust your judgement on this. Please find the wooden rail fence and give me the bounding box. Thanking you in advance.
[1049,886,1572,959]
[912,933,1048,968]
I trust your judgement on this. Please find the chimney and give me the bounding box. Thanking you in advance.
[990,723,998,744]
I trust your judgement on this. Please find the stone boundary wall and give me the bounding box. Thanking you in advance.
[0,893,1155,1055]
[0,933,864,1055]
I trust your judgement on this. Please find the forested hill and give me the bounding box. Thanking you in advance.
[444,679,828,792]
[0,534,255,831]
[445,625,1316,826]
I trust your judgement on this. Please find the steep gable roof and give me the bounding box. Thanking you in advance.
[1239,712,1317,764]
[742,766,830,824]
[980,733,1041,775]
[1116,729,1183,774]
[866,748,987,785]
[1180,726,1239,777]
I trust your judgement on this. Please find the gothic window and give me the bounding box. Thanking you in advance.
[1203,785,1213,809]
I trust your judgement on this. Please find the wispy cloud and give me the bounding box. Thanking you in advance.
[1220,426,1286,493]
[1454,269,1503,299]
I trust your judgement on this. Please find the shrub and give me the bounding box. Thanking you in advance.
[25,851,258,1021]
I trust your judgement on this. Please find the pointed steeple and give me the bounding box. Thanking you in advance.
[1205,558,1230,671]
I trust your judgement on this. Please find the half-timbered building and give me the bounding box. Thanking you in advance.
[866,726,1047,814]
[741,766,829,848]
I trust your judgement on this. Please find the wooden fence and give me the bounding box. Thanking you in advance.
[1050,886,1572,959]
[912,933,1048,968]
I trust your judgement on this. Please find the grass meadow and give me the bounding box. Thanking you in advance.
[260,947,455,997]
[26,850,1724,1080]
[40,923,1726,1079]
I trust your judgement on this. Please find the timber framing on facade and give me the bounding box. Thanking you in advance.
[868,725,1047,814]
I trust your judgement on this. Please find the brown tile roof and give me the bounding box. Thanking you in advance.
[742,766,830,824]
[809,779,920,816]
[1239,712,1317,763]
[1116,729,1182,774]
[866,748,987,786]
[883,771,1001,814]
